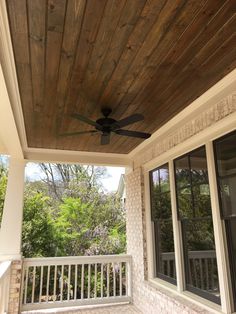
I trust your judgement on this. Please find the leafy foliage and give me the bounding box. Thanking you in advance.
[0,160,126,258]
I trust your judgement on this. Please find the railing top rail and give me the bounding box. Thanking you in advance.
[23,254,132,266]
[161,250,216,260]
[0,260,11,279]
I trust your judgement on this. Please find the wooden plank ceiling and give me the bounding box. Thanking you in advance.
[6,0,236,154]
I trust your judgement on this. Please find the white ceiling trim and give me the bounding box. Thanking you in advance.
[0,64,23,158]
[0,0,28,151]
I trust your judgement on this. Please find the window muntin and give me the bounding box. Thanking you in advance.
[150,164,176,284]
[214,130,236,310]
[174,146,221,304]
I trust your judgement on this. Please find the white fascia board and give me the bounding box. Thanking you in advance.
[0,64,24,158]
[129,68,236,160]
[0,0,27,151]
[24,148,133,168]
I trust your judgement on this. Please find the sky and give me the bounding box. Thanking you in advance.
[25,163,125,192]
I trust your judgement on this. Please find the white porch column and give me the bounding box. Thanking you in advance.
[0,158,25,260]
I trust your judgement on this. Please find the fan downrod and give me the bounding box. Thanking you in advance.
[101,107,112,117]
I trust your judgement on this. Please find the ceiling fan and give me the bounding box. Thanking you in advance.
[60,108,151,145]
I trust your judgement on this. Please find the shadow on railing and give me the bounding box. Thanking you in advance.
[0,261,11,314]
[21,255,132,311]
[161,250,219,293]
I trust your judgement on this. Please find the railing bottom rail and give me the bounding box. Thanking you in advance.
[21,255,132,311]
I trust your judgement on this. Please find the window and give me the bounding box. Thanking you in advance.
[214,130,236,311]
[174,147,221,304]
[150,164,176,284]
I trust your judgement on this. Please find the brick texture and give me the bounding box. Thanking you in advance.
[8,260,22,314]
[134,92,236,169]
[126,168,212,314]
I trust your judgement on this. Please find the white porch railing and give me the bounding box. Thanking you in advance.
[0,261,11,314]
[21,255,132,311]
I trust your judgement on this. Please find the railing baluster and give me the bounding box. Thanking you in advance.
[53,265,57,302]
[60,265,64,302]
[21,255,132,310]
[81,264,84,300]
[88,264,91,298]
[199,259,204,289]
[193,259,198,287]
[74,264,78,300]
[46,266,50,302]
[94,263,97,298]
[101,263,104,298]
[31,266,36,304]
[107,263,110,297]
[125,261,128,296]
[205,259,209,291]
[211,258,215,290]
[67,265,71,301]
[39,266,43,303]
[113,263,116,297]
[24,266,29,304]
[119,262,122,297]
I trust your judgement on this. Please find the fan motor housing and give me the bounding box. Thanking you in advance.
[96,117,117,132]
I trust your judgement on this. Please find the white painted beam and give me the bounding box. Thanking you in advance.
[0,64,24,158]
[0,158,25,260]
[24,148,133,168]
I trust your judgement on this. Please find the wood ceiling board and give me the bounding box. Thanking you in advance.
[6,0,236,154]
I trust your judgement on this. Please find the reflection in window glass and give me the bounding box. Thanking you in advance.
[150,164,176,284]
[174,147,221,304]
[214,130,236,310]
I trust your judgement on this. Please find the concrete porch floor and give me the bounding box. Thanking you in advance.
[22,303,143,314]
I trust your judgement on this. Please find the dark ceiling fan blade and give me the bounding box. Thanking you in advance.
[115,129,151,139]
[59,130,98,137]
[71,113,102,130]
[101,133,110,145]
[113,113,144,129]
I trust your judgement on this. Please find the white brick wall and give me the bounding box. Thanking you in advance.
[134,92,236,169]
[8,260,22,314]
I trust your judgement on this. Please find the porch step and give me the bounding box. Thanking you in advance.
[21,303,143,314]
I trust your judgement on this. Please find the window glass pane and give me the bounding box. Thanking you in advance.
[218,178,236,218]
[214,130,236,310]
[175,156,190,189]
[154,220,176,281]
[150,164,176,284]
[150,171,161,221]
[182,219,220,303]
[159,192,172,219]
[177,188,192,219]
[192,184,211,218]
[159,166,170,192]
[152,169,160,187]
[190,148,209,185]
[215,131,236,178]
[174,146,221,303]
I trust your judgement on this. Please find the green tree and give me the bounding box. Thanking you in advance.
[22,186,57,257]
[55,193,126,257]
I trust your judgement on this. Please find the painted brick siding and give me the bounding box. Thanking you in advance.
[134,92,236,169]
[126,168,212,314]
[8,260,22,314]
